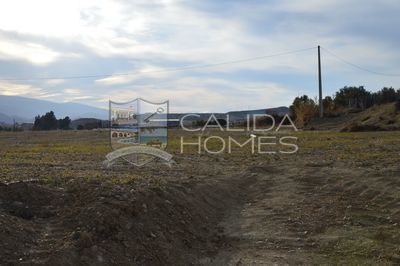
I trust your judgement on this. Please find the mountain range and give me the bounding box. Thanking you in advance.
[0,95,289,125]
[0,95,108,124]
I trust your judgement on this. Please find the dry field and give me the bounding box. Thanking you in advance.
[0,129,399,265]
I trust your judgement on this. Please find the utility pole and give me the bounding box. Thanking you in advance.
[318,45,323,118]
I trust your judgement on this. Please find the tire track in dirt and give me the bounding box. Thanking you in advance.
[207,161,368,265]
[207,162,321,265]
[206,158,400,265]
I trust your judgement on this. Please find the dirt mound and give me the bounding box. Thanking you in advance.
[0,178,237,265]
[305,102,400,131]
[0,181,66,220]
[341,102,400,132]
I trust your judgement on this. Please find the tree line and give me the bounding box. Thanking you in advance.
[33,111,71,130]
[0,111,108,132]
[290,87,400,126]
[0,125,22,132]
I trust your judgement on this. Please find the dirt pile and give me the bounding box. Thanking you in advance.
[305,102,400,131]
[341,102,400,132]
[0,178,235,265]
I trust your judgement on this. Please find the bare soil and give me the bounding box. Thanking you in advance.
[0,130,399,265]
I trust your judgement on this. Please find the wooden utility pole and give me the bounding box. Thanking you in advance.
[318,45,323,118]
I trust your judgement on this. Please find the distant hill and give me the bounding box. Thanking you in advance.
[36,107,290,130]
[0,112,13,124]
[168,106,290,126]
[0,94,291,128]
[0,95,108,123]
[226,106,290,120]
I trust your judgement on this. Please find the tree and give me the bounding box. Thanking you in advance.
[334,86,371,110]
[33,111,57,130]
[33,111,70,130]
[77,125,84,130]
[58,116,71,130]
[290,95,318,127]
[322,96,335,114]
[373,87,397,104]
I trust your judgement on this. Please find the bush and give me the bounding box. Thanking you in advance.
[290,95,318,127]
[396,100,400,112]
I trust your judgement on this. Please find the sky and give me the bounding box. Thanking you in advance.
[0,0,399,112]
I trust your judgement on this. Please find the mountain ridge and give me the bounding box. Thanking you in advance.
[0,95,290,125]
[0,95,108,123]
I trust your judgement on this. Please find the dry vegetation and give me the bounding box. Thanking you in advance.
[305,102,400,132]
[0,129,399,265]
[341,102,400,132]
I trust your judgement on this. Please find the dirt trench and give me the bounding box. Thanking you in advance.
[0,169,255,265]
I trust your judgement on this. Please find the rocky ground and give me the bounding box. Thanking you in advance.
[0,130,399,265]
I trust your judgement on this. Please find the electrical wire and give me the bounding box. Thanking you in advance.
[321,46,400,77]
[2,46,399,81]
[0,47,317,81]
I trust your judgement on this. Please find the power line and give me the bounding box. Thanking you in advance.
[321,46,400,77]
[0,47,317,81]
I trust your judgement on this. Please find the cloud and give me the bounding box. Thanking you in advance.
[46,79,65,85]
[97,76,293,112]
[59,88,96,102]
[0,31,82,65]
[63,95,95,102]
[0,81,44,96]
[0,38,61,65]
[0,81,66,101]
[63,88,81,95]
[0,0,399,111]
[95,65,176,85]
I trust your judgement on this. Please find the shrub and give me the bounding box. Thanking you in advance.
[290,95,318,127]
[395,100,400,112]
